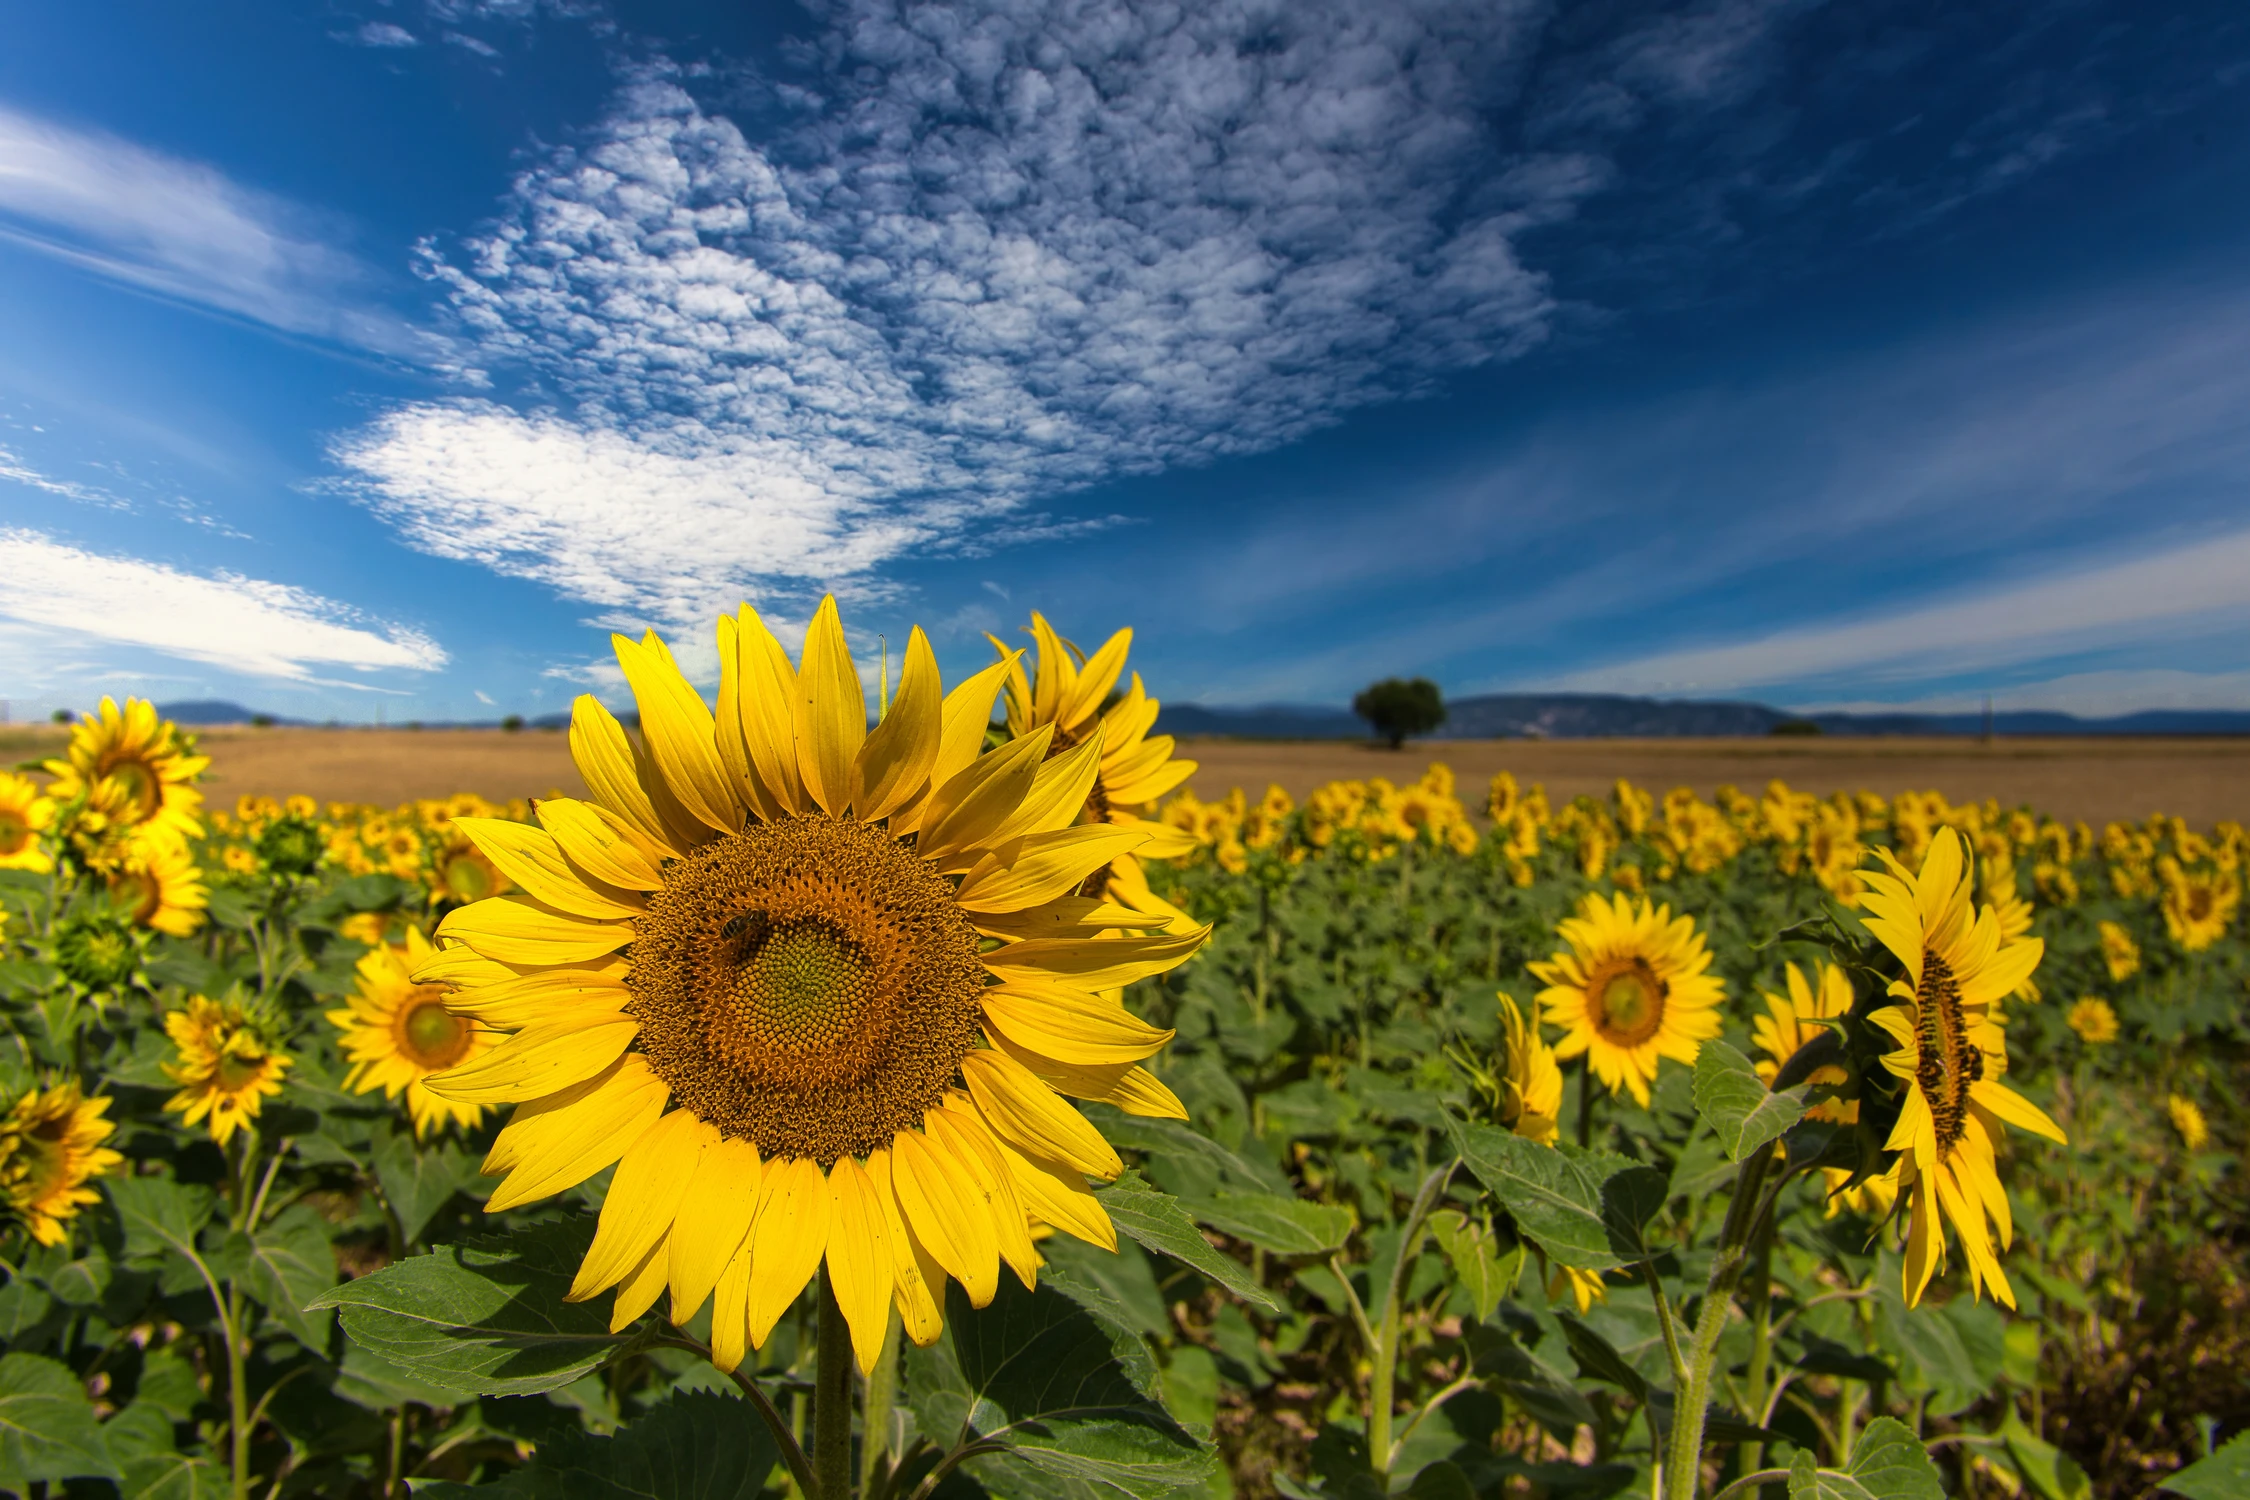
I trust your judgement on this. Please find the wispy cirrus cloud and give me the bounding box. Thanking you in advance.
[0,529,448,683]
[0,103,429,356]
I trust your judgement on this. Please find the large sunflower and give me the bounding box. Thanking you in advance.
[0,1080,122,1245]
[45,697,208,848]
[420,599,1206,1374]
[1531,892,1725,1107]
[992,614,1201,930]
[327,929,497,1136]
[1858,828,2065,1308]
[163,995,292,1146]
[0,773,56,874]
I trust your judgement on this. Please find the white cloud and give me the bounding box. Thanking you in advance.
[338,1,1600,625]
[346,21,420,47]
[1550,528,2250,697]
[1799,669,2250,720]
[0,445,129,509]
[0,529,449,682]
[0,103,427,356]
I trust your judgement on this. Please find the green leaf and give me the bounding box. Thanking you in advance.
[1180,1189,1352,1257]
[106,1176,217,1265]
[1787,1450,1874,1500]
[420,1390,778,1499]
[2003,1412,2091,1500]
[1087,1109,1291,1193]
[2162,1432,2250,1499]
[1427,1210,1516,1322]
[308,1220,623,1397]
[1847,1417,1945,1500]
[1691,1041,1806,1162]
[1555,1313,1646,1401]
[374,1128,480,1245]
[928,1276,1211,1500]
[121,1449,229,1500]
[1445,1120,1660,1272]
[1095,1173,1284,1313]
[245,1204,338,1351]
[0,1352,121,1487]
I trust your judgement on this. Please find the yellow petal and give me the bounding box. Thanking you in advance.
[614,632,743,836]
[569,1109,714,1300]
[982,925,1210,991]
[891,1126,999,1308]
[897,653,1019,835]
[930,1101,1039,1292]
[668,1137,764,1324]
[610,1235,671,1333]
[730,605,808,818]
[866,1147,945,1346]
[714,614,785,825]
[1971,1079,2068,1144]
[535,798,665,891]
[988,731,1105,845]
[918,728,1053,866]
[1059,627,1130,734]
[748,1155,831,1348]
[960,1049,1123,1179]
[709,1238,753,1374]
[569,695,677,855]
[852,627,941,823]
[408,944,522,988]
[484,1056,669,1211]
[825,1156,894,1375]
[1027,613,1071,726]
[986,1030,1188,1119]
[980,982,1174,1065]
[954,825,1150,914]
[437,895,633,966]
[445,973,631,1031]
[424,1016,638,1104]
[793,596,864,817]
[991,1133,1115,1251]
[452,817,645,920]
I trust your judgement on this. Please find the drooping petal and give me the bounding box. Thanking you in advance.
[425,1017,638,1104]
[891,1126,999,1308]
[747,1155,831,1348]
[569,1109,714,1300]
[484,1056,668,1211]
[610,1235,671,1333]
[979,982,1174,1065]
[866,1147,944,1347]
[825,1156,895,1375]
[930,1101,1039,1291]
[960,1048,1124,1179]
[668,1137,764,1324]
[991,1133,1116,1251]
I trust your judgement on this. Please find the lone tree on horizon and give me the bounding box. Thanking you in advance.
[1353,676,1446,749]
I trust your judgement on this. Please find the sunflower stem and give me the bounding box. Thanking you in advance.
[1664,1145,1775,1500]
[815,1268,854,1500]
[860,1306,902,1492]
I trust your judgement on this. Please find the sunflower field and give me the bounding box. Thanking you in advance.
[0,608,2244,1500]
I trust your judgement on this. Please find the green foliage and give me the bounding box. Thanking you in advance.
[1351,677,1447,748]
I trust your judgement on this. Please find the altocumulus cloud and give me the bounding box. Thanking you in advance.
[0,530,448,683]
[337,0,1597,625]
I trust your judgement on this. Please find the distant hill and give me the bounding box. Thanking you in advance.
[1156,692,2250,740]
[157,700,302,726]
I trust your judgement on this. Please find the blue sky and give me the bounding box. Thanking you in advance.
[2,0,2248,724]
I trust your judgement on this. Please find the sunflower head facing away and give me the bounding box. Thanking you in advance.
[163,993,293,1146]
[0,1080,122,1246]
[0,773,56,875]
[1751,960,1856,1124]
[1496,993,1562,1143]
[1858,827,2066,1308]
[418,599,1207,1375]
[106,832,209,938]
[327,928,495,1137]
[1531,891,1726,1106]
[45,697,209,850]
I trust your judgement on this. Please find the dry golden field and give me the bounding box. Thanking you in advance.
[9,723,2244,827]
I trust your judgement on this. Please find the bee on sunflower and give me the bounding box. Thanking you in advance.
[989,614,1201,932]
[1530,891,1726,1108]
[0,1079,123,1245]
[327,928,497,1137]
[1856,828,2066,1307]
[163,993,293,1146]
[417,599,1206,1375]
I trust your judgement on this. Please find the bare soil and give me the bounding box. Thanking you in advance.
[10,725,2243,829]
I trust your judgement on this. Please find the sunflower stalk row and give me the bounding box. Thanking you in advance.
[0,610,2244,1500]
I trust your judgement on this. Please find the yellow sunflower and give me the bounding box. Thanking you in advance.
[0,773,56,874]
[1549,1264,1609,1313]
[418,598,1206,1375]
[1750,961,1855,1124]
[1858,828,2066,1308]
[163,995,292,1146]
[327,929,497,1136]
[2097,920,2140,980]
[1817,1165,1898,1222]
[2161,869,2237,952]
[106,832,209,937]
[429,827,509,906]
[0,1081,123,1245]
[1496,993,1562,1143]
[992,614,1201,931]
[1531,892,1726,1107]
[44,698,207,847]
[2065,996,2117,1045]
[2166,1094,2209,1151]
